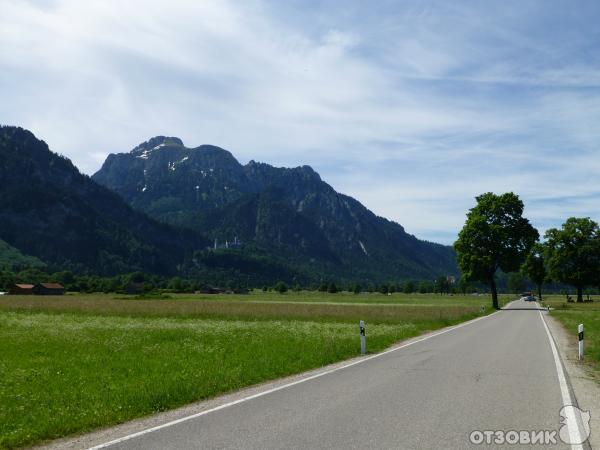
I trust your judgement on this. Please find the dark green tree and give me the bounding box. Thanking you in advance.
[274,281,288,294]
[167,277,184,292]
[106,277,121,293]
[403,280,415,294]
[454,192,538,309]
[521,243,547,301]
[457,277,470,294]
[327,282,338,293]
[435,276,450,294]
[16,268,46,285]
[0,270,15,290]
[544,217,600,302]
[52,271,75,289]
[128,272,145,283]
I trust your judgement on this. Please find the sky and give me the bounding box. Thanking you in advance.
[1,0,600,244]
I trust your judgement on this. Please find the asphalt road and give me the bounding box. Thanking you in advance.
[98,300,581,449]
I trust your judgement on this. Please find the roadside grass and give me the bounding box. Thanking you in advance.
[544,296,600,381]
[0,293,499,448]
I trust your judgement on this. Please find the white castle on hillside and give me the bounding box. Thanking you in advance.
[211,236,242,250]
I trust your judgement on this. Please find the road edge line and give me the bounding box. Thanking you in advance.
[88,310,499,449]
[539,309,587,450]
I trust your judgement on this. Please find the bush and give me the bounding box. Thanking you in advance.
[327,282,338,294]
[274,281,288,294]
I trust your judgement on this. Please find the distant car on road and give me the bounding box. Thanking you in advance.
[519,292,537,302]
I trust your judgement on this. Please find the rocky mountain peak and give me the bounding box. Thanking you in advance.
[92,137,458,281]
[0,127,205,275]
[131,136,184,156]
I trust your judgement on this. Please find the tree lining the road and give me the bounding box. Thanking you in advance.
[544,217,600,303]
[454,192,538,309]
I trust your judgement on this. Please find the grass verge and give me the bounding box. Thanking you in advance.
[545,296,600,382]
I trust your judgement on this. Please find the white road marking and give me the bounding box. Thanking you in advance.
[539,310,585,450]
[88,310,499,449]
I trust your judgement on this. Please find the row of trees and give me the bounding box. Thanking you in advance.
[1,265,565,297]
[315,278,454,294]
[455,192,600,308]
[0,270,238,294]
[0,268,461,295]
[267,278,458,295]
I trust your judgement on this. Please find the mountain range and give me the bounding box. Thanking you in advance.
[0,126,205,276]
[93,136,458,282]
[0,126,457,284]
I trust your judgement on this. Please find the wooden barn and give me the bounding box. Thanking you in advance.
[34,283,65,295]
[9,284,35,295]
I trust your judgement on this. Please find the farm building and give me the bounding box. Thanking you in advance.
[9,284,35,295]
[34,283,65,295]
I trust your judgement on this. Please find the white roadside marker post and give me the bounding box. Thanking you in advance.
[578,324,584,361]
[359,320,366,355]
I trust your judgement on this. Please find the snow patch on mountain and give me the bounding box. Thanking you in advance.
[359,240,368,256]
[136,149,151,159]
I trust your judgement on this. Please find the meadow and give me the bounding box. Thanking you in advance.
[544,295,600,381]
[0,291,503,448]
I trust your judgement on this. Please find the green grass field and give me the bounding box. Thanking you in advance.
[0,291,504,448]
[544,296,600,381]
[168,290,509,306]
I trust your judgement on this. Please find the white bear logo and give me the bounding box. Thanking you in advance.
[559,405,591,445]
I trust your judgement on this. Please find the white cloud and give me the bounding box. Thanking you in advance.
[1,0,600,244]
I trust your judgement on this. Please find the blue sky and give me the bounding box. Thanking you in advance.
[1,0,600,244]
